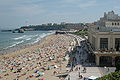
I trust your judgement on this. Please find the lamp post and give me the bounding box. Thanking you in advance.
[104,66,109,75]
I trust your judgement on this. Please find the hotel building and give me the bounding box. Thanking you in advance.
[88,11,120,66]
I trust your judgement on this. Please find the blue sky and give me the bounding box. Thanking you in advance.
[0,0,120,29]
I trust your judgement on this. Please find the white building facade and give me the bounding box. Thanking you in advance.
[88,11,120,66]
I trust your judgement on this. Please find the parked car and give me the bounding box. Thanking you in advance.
[84,76,98,80]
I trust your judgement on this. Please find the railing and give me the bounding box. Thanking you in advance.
[94,49,120,54]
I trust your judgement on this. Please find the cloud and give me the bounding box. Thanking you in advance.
[63,0,79,3]
[78,0,97,8]
[0,0,43,5]
[114,6,120,9]
[0,0,120,28]
[60,0,97,8]
[0,0,46,16]
[13,5,46,16]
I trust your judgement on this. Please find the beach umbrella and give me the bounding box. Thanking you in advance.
[38,72,44,76]
[38,78,44,80]
[34,70,39,73]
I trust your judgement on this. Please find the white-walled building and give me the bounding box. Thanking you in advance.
[88,11,120,66]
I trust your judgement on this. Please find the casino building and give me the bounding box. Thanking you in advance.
[88,11,120,66]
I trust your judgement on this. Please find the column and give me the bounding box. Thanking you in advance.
[97,36,100,50]
[112,56,115,66]
[96,55,100,66]
[110,33,113,49]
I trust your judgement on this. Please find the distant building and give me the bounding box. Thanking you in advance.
[61,22,84,30]
[47,23,52,26]
[53,23,58,26]
[42,24,48,26]
[88,11,120,66]
[61,22,66,25]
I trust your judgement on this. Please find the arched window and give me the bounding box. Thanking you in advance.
[117,23,119,25]
[115,23,116,25]
[112,23,114,25]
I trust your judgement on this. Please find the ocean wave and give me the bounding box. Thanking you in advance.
[25,38,32,41]
[16,40,24,44]
[32,37,41,44]
[25,34,40,41]
[4,31,55,50]
[13,34,38,41]
[31,33,46,44]
[24,35,34,41]
[6,40,24,48]
[13,35,27,40]
[34,34,39,37]
[32,32,53,44]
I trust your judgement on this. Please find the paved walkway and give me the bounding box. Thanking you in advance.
[65,67,101,80]
[65,67,115,80]
[65,35,115,80]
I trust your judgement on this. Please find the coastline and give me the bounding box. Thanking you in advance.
[0,33,76,80]
[0,34,53,57]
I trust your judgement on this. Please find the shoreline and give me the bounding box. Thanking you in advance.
[0,30,55,55]
[0,34,53,57]
[0,33,76,80]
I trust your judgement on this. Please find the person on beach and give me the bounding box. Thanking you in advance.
[107,67,109,72]
[0,34,75,80]
[53,71,57,75]
[83,67,86,73]
[68,75,70,80]
[79,66,80,71]
[75,66,78,71]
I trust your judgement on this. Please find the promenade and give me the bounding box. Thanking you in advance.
[65,34,116,80]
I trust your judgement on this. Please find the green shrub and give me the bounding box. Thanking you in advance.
[98,71,120,80]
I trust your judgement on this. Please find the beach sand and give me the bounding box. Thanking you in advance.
[0,34,75,80]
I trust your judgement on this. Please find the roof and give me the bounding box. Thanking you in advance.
[108,19,120,21]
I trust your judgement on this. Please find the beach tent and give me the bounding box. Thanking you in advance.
[38,78,45,80]
[54,65,58,68]
[38,72,44,76]
[36,73,44,78]
[66,68,70,72]
[34,70,39,73]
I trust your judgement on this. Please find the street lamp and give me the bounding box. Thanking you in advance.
[104,66,109,72]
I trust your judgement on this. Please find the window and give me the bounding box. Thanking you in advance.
[115,38,120,51]
[117,23,119,25]
[100,38,108,50]
[112,23,114,25]
[115,23,116,25]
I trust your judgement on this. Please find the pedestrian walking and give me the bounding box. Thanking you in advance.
[78,72,83,79]
[68,75,70,80]
[83,67,86,73]
[79,66,80,70]
[107,67,109,72]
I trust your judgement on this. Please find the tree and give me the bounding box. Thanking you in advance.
[98,71,120,80]
[115,57,120,71]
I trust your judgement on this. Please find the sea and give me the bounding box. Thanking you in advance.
[0,31,55,53]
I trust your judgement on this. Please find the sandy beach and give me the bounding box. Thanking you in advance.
[0,34,76,80]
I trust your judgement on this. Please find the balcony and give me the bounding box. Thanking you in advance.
[94,49,120,55]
